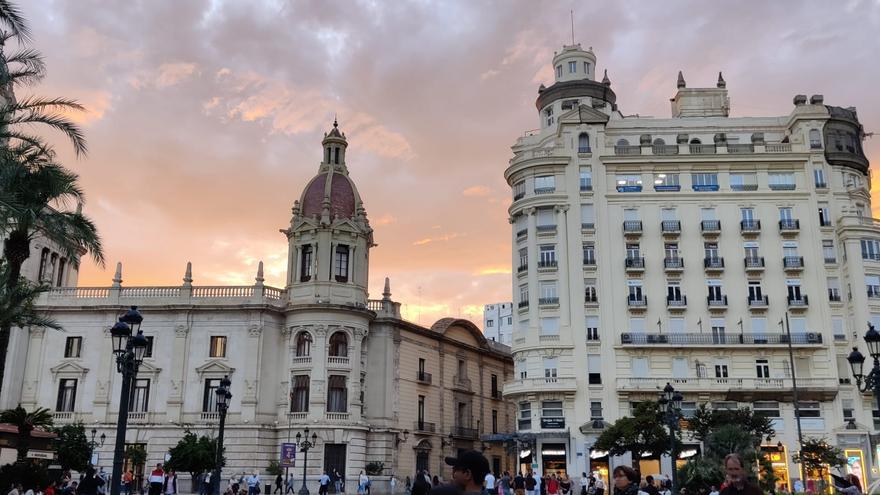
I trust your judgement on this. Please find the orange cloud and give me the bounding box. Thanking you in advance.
[412,233,462,246]
[462,185,492,197]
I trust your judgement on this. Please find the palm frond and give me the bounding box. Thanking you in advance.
[0,106,88,157]
[4,47,45,73]
[0,0,32,43]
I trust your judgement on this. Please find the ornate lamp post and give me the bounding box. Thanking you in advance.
[295,429,318,495]
[88,428,106,466]
[109,307,148,495]
[658,383,683,494]
[213,376,232,495]
[848,323,880,411]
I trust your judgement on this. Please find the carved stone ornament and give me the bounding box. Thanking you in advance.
[248,324,263,338]
[30,327,46,338]
[313,324,328,338]
[174,325,190,337]
[353,327,368,341]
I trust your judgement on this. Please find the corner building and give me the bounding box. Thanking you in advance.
[504,44,874,489]
[10,123,516,487]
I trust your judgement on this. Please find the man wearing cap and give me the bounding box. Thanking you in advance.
[445,450,491,495]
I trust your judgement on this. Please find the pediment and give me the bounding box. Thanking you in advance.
[50,361,89,376]
[137,360,162,376]
[558,104,610,125]
[195,359,235,377]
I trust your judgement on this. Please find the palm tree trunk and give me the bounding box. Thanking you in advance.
[16,425,33,462]
[0,230,32,399]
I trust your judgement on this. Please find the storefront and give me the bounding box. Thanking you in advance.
[541,443,568,476]
[588,449,609,487]
[760,444,791,492]
[845,449,866,492]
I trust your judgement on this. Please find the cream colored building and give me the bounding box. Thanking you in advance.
[504,44,875,489]
[3,123,516,486]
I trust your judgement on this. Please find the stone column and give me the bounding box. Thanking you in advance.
[351,327,368,420]
[165,324,190,421]
[240,324,263,421]
[310,324,329,419]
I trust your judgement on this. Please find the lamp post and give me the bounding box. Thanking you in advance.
[295,429,318,495]
[213,376,232,495]
[658,382,683,494]
[848,323,880,413]
[88,428,106,466]
[109,307,149,495]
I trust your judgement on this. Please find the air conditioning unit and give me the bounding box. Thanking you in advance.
[621,333,633,344]
[807,332,820,343]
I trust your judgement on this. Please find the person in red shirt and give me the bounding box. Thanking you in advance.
[547,475,559,495]
[148,464,165,495]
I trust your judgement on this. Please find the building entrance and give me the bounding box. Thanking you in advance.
[541,443,567,476]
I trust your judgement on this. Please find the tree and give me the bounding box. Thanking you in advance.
[53,423,90,471]
[266,460,282,477]
[166,432,224,491]
[593,401,671,474]
[0,259,59,330]
[687,404,775,444]
[0,404,52,462]
[0,0,96,399]
[793,438,845,487]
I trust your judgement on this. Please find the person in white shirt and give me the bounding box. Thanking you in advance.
[707,487,719,495]
[484,472,496,495]
[247,473,261,495]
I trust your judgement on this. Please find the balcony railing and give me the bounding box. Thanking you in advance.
[537,260,558,269]
[704,257,724,270]
[667,296,687,308]
[327,356,350,367]
[744,257,765,270]
[661,220,681,233]
[815,182,828,189]
[450,426,479,438]
[829,290,842,302]
[326,412,350,421]
[625,257,645,270]
[779,219,800,232]
[491,390,503,400]
[620,332,823,346]
[769,183,796,191]
[731,183,758,191]
[707,295,728,308]
[740,220,761,232]
[824,256,837,264]
[748,295,770,307]
[416,371,433,384]
[868,287,880,299]
[513,191,525,201]
[413,421,436,433]
[539,297,559,306]
[766,143,792,153]
[653,144,679,155]
[200,412,220,422]
[517,264,528,273]
[664,258,684,270]
[518,300,529,309]
[614,145,641,156]
[727,143,754,154]
[583,257,596,267]
[783,256,804,269]
[578,146,592,154]
[787,295,809,307]
[536,225,556,232]
[623,220,643,234]
[534,187,556,195]
[690,144,716,154]
[453,375,472,391]
[580,182,593,192]
[627,296,648,307]
[701,220,721,233]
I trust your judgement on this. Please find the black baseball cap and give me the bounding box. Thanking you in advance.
[445,450,490,480]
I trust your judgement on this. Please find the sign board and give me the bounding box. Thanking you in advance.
[280,443,296,467]
[540,417,565,429]
[27,450,55,460]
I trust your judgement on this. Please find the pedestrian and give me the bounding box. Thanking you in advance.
[546,475,558,495]
[247,473,261,495]
[432,477,439,489]
[611,466,638,495]
[390,476,397,495]
[513,472,525,495]
[446,450,491,495]
[285,475,294,495]
[124,471,134,495]
[411,473,430,495]
[525,473,537,495]
[719,454,761,495]
[148,464,165,495]
[275,475,283,495]
[500,472,511,495]
[357,472,369,495]
[164,470,177,495]
[97,468,108,495]
[404,477,412,495]
[204,472,212,495]
[642,477,658,495]
[334,470,344,495]
[559,475,570,495]
[44,482,57,495]
[840,474,862,495]
[79,467,105,495]
[319,471,331,495]
[580,474,589,495]
[484,471,496,495]
[9,484,22,495]
[593,477,604,495]
[707,487,718,495]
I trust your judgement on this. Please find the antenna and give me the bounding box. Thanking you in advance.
[417,285,422,324]
[570,10,575,44]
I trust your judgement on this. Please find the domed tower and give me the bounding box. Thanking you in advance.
[536,44,616,131]
[551,43,597,82]
[283,121,374,306]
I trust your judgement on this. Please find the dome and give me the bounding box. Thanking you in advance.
[300,171,357,219]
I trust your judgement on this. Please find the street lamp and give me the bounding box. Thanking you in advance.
[109,307,148,495]
[295,429,318,495]
[213,376,232,495]
[88,428,106,465]
[848,323,880,413]
[658,383,683,494]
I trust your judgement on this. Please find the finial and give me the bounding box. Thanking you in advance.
[183,261,193,287]
[677,71,686,89]
[717,71,726,88]
[601,69,610,86]
[382,277,392,301]
[333,114,338,128]
[112,262,123,287]
[255,261,264,285]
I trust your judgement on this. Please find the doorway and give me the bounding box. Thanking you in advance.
[324,444,347,492]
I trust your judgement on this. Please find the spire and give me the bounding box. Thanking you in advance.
[717,71,726,88]
[601,69,610,86]
[182,261,193,287]
[255,261,265,286]
[677,71,686,89]
[112,262,123,287]
[382,277,392,301]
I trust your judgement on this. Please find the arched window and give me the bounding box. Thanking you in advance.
[329,332,348,357]
[291,375,310,412]
[809,129,822,149]
[56,258,67,287]
[616,139,630,147]
[327,375,348,413]
[653,138,666,146]
[295,332,312,357]
[38,248,50,282]
[689,138,702,145]
[578,133,590,153]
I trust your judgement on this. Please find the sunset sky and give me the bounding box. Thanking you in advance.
[23,0,880,327]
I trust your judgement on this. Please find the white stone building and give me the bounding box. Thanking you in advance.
[503,44,875,490]
[483,303,514,346]
[4,123,517,487]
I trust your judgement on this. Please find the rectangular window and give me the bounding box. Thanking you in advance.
[842,399,854,419]
[581,204,595,229]
[203,378,221,412]
[769,172,796,190]
[300,245,313,281]
[730,172,758,191]
[327,375,348,413]
[334,245,350,282]
[672,357,688,379]
[540,317,560,336]
[516,359,527,380]
[64,337,82,358]
[143,336,154,358]
[209,336,227,358]
[669,318,684,333]
[579,167,592,191]
[584,62,591,75]
[568,61,577,73]
[818,204,831,226]
[534,175,556,193]
[556,65,562,78]
[628,282,644,301]
[539,245,556,266]
[715,363,729,378]
[487,320,494,328]
[492,409,498,434]
[754,401,780,418]
[513,181,526,200]
[536,207,555,229]
[587,354,601,384]
[740,207,756,221]
[586,316,599,341]
[418,395,425,424]
[795,402,821,418]
[130,379,150,413]
[779,207,793,221]
[692,172,719,191]
[583,243,596,265]
[862,239,880,261]
[756,359,770,378]
[615,174,643,192]
[828,277,842,301]
[632,357,649,377]
[748,281,764,301]
[491,374,499,397]
[584,278,598,303]
[814,168,826,187]
[654,173,680,191]
[56,379,77,412]
[543,357,558,378]
[542,400,563,417]
[539,282,558,302]
[629,317,645,333]
[832,318,846,340]
[519,285,529,305]
[590,401,603,420]
[823,240,836,263]
[867,275,880,298]
[519,402,532,429]
[680,402,697,418]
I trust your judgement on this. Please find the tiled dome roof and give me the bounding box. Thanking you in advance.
[300,172,357,219]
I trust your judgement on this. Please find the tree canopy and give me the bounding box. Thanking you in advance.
[165,432,224,480]
[593,401,671,473]
[53,423,91,471]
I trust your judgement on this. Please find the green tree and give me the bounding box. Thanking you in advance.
[0,259,59,329]
[593,401,671,474]
[52,423,90,471]
[0,0,96,399]
[793,438,845,488]
[166,432,224,491]
[0,404,53,462]
[687,404,775,444]
[266,460,283,477]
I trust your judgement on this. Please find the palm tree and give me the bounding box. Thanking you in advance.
[0,259,60,330]
[0,404,53,462]
[0,0,98,398]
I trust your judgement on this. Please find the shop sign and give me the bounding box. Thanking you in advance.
[27,450,54,460]
[541,417,565,429]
